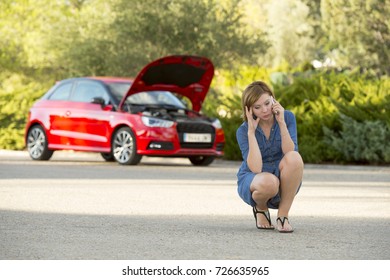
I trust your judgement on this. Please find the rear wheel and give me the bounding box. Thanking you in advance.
[27,125,53,160]
[188,156,215,166]
[112,127,142,165]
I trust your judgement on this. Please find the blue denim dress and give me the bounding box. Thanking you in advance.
[236,110,298,209]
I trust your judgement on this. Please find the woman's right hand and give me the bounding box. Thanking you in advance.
[245,106,260,134]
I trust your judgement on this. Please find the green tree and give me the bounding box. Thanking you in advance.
[57,0,270,77]
[265,0,316,68]
[321,0,390,75]
[0,0,75,80]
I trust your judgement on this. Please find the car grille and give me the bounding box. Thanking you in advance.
[176,122,215,149]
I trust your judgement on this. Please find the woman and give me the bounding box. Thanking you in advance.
[236,81,303,233]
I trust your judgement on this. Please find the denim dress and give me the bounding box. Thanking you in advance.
[236,110,298,209]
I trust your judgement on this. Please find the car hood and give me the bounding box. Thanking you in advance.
[120,55,214,112]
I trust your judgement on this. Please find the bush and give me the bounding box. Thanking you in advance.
[324,115,390,164]
[0,74,50,149]
[204,68,390,164]
[273,71,390,164]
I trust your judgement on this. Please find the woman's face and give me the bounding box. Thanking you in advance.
[252,94,273,121]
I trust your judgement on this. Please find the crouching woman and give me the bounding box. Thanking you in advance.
[236,81,304,233]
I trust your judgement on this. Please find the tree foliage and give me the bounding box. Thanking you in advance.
[1,0,388,77]
[321,0,390,76]
[57,0,269,77]
[265,0,316,68]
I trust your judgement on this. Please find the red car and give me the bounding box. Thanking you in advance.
[25,55,225,165]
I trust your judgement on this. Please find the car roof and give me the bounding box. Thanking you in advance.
[88,76,134,83]
[56,77,133,84]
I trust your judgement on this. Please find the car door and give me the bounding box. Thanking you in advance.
[66,80,112,151]
[44,81,76,147]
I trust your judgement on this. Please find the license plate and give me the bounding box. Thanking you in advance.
[183,133,212,143]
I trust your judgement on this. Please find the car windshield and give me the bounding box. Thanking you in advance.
[127,91,186,109]
[106,81,187,109]
[106,82,132,100]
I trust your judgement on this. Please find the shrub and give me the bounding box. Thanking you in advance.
[324,115,390,164]
[274,71,389,164]
[0,74,49,149]
[205,68,390,164]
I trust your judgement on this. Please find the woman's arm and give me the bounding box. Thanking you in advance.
[245,106,263,173]
[279,121,295,154]
[246,132,263,173]
[272,100,295,154]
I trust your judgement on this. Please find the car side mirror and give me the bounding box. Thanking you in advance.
[91,97,106,107]
[102,104,114,111]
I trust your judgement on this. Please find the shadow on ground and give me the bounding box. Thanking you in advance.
[1,209,389,260]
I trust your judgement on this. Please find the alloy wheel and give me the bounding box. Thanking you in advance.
[112,127,142,165]
[27,125,53,160]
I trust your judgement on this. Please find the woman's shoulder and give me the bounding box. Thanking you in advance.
[236,122,247,134]
[284,110,296,119]
[237,122,247,130]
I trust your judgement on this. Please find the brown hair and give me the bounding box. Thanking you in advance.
[241,81,275,122]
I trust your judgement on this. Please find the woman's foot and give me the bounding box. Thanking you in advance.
[253,207,274,230]
[276,217,293,233]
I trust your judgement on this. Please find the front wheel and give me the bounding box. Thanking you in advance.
[188,156,215,166]
[27,125,53,160]
[112,127,142,165]
[101,152,115,161]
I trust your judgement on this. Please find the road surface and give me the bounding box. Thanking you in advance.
[0,150,389,260]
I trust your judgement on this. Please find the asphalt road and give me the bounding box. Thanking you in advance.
[0,150,389,260]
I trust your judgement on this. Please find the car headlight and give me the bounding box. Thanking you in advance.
[141,116,174,128]
[212,118,222,129]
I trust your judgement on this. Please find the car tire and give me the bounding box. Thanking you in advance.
[188,156,215,166]
[112,127,142,165]
[100,152,115,161]
[27,125,54,160]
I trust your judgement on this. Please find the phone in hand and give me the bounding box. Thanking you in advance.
[272,97,278,115]
[252,114,257,120]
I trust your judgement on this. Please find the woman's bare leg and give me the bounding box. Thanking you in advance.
[250,172,279,228]
[277,151,304,231]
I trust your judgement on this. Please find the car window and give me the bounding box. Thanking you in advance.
[48,82,72,101]
[71,81,109,104]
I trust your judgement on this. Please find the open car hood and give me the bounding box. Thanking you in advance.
[120,55,214,112]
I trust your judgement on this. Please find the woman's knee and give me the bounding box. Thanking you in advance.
[251,173,279,195]
[280,151,304,171]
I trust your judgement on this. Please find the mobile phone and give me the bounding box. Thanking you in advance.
[252,114,257,120]
[272,97,279,115]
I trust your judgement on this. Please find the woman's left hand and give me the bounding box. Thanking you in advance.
[272,99,285,123]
